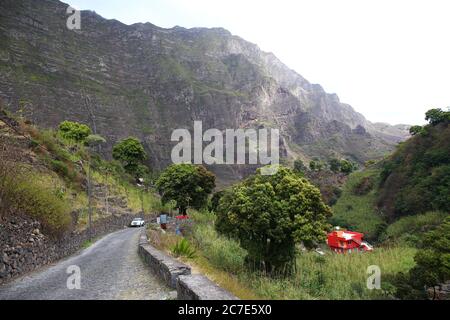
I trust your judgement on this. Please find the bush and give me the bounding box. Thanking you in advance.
[171,238,196,259]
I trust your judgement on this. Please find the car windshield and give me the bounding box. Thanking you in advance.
[133,218,143,221]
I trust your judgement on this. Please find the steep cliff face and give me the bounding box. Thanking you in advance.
[0,0,409,184]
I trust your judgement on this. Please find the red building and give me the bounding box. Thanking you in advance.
[327,229,373,253]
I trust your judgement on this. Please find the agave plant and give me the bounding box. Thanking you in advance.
[171,238,196,259]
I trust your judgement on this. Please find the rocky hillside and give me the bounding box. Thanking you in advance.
[0,0,409,184]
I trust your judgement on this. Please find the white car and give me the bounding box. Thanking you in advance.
[130,218,145,227]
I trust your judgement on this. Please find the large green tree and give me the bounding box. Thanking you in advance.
[215,166,332,275]
[112,137,147,174]
[156,164,215,215]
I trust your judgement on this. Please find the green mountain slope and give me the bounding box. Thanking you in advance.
[332,109,449,242]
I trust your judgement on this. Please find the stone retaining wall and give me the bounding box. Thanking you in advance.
[138,243,191,289]
[177,274,239,300]
[138,232,238,300]
[0,212,153,285]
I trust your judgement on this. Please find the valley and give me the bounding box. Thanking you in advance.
[0,0,448,302]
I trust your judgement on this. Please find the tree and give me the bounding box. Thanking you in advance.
[425,108,450,125]
[409,125,424,136]
[328,158,341,173]
[58,121,91,142]
[156,164,215,215]
[309,158,323,171]
[112,137,147,174]
[391,216,450,299]
[340,159,356,174]
[215,166,332,275]
[293,159,306,175]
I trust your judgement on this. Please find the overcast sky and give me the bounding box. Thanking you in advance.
[67,0,450,125]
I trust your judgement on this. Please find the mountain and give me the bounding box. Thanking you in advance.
[0,0,409,185]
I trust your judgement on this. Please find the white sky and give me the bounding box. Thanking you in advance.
[67,0,450,125]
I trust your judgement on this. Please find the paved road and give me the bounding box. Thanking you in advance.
[0,228,172,300]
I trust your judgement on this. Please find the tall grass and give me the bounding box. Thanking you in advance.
[90,168,162,214]
[186,209,417,300]
[0,163,71,234]
[191,222,247,274]
[331,169,385,240]
[245,246,416,300]
[383,211,448,245]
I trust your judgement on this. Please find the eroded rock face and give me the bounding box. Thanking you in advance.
[0,0,409,184]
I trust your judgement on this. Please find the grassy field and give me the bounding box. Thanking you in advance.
[148,210,417,300]
[330,168,385,241]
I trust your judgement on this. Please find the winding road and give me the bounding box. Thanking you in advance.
[0,228,172,300]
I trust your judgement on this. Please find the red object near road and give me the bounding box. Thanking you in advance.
[175,215,189,220]
[327,229,373,253]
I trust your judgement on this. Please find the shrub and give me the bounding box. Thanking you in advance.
[171,238,196,259]
[293,159,307,174]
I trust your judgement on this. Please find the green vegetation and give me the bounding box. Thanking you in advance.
[309,158,324,171]
[245,246,416,300]
[171,237,196,259]
[0,111,162,236]
[409,125,424,136]
[216,166,332,274]
[191,211,247,274]
[150,209,416,300]
[328,158,357,174]
[383,211,448,245]
[331,169,385,241]
[378,108,450,218]
[425,108,450,125]
[388,216,450,299]
[293,159,306,175]
[0,160,71,235]
[58,120,91,142]
[112,137,147,175]
[156,164,215,215]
